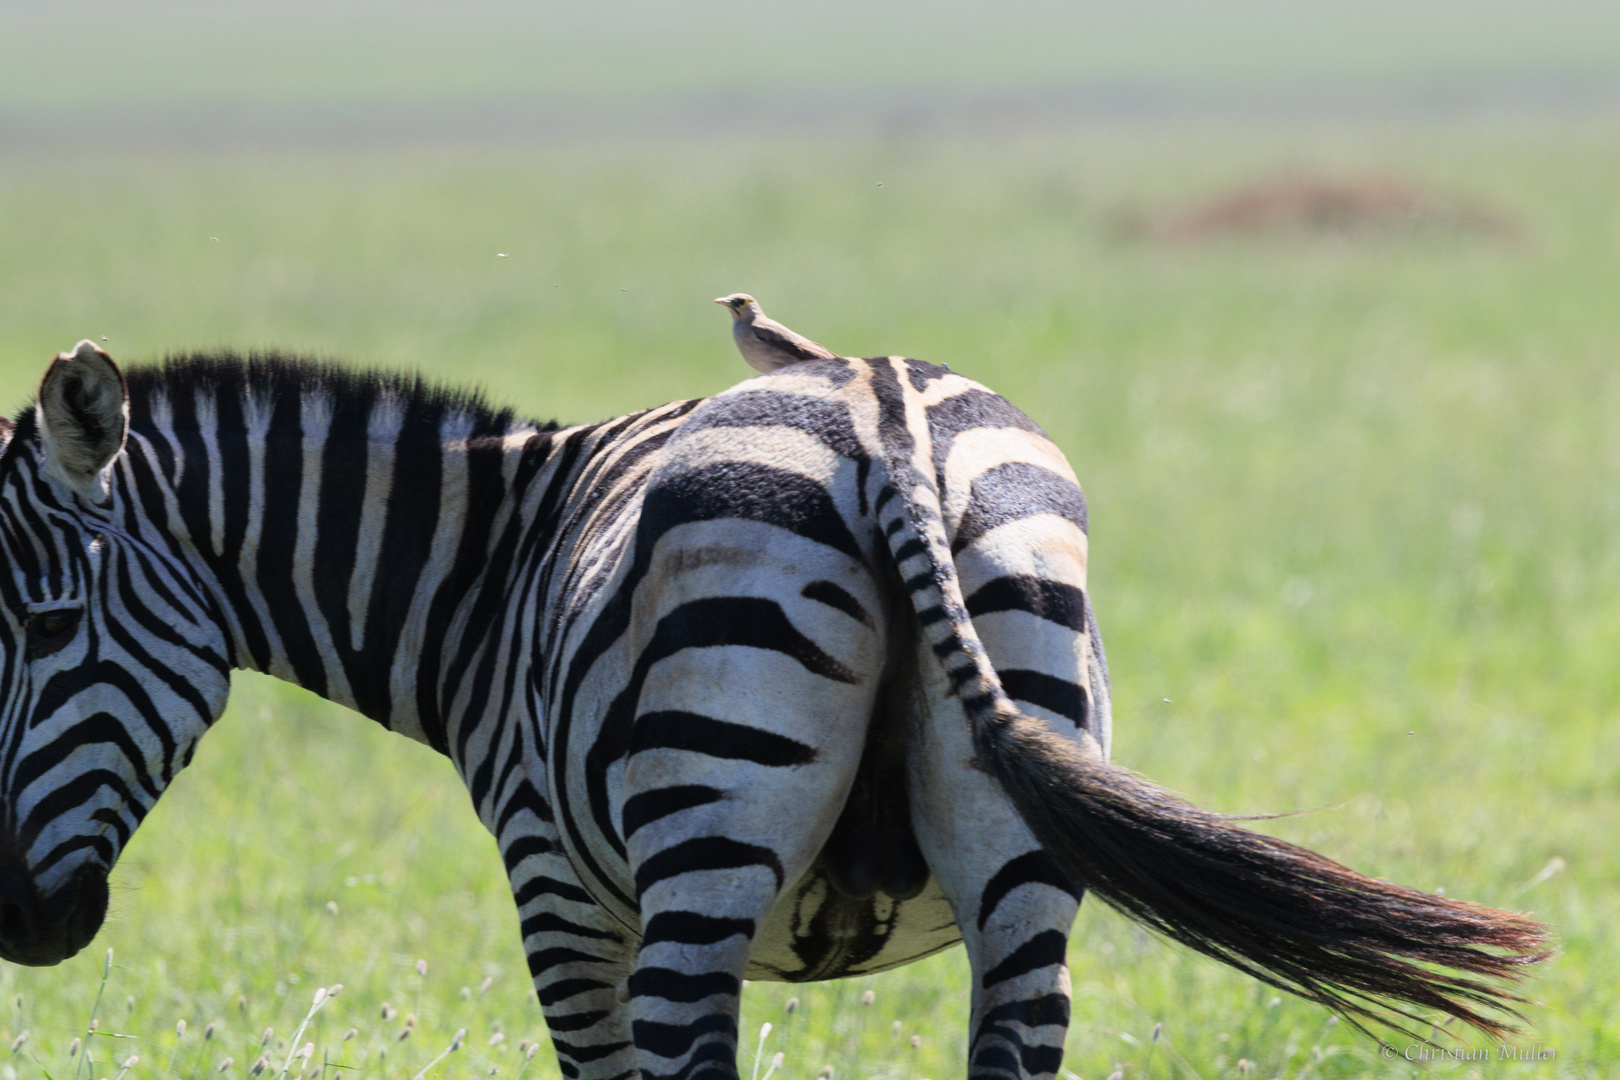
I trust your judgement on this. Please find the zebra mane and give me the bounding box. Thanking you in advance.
[4,351,558,451]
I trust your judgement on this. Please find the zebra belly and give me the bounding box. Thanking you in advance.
[746,870,961,981]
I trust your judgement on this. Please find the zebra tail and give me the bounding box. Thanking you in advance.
[875,451,1550,1041]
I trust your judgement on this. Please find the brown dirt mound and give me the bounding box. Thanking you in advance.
[1143,174,1522,243]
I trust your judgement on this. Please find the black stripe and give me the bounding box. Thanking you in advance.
[550,1037,635,1064]
[923,387,1045,488]
[529,947,619,977]
[640,1041,733,1080]
[632,712,817,767]
[627,968,739,1003]
[514,875,595,908]
[907,357,951,392]
[545,1010,610,1033]
[951,461,1088,554]
[522,912,617,941]
[970,1045,1020,1079]
[550,411,768,910]
[892,537,928,563]
[965,575,1087,633]
[998,669,1088,726]
[632,1015,735,1061]
[982,930,1068,989]
[904,571,935,593]
[642,911,754,947]
[634,836,785,899]
[639,460,863,564]
[1019,1044,1063,1076]
[978,993,1072,1030]
[978,851,1078,930]
[503,835,556,873]
[497,779,555,837]
[310,380,376,712]
[539,979,612,1008]
[800,580,872,627]
[680,390,864,460]
[622,785,725,839]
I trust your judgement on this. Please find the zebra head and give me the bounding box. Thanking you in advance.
[0,344,232,965]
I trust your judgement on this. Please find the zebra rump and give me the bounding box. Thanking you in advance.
[861,361,1549,1040]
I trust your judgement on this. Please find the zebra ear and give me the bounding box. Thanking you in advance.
[38,341,129,506]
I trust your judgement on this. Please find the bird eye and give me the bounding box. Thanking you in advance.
[26,608,82,659]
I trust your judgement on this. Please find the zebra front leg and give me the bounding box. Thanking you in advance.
[513,847,637,1080]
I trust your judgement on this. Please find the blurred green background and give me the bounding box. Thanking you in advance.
[1,3,1616,1078]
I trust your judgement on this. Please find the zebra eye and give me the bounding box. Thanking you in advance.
[26,609,82,659]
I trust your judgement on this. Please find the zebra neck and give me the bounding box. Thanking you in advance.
[121,369,569,750]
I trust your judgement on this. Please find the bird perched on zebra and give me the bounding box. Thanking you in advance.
[0,341,1546,1080]
[715,292,839,371]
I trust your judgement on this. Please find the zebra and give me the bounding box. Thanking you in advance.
[0,340,1544,1078]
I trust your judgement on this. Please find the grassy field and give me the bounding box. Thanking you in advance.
[0,113,1616,1079]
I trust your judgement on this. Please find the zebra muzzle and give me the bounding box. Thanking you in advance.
[0,857,108,967]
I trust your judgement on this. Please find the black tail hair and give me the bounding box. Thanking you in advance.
[974,702,1549,1038]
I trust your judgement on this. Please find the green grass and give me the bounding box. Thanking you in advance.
[0,115,1616,1078]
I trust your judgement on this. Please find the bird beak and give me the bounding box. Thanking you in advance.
[713,297,728,305]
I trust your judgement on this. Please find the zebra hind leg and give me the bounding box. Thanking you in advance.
[623,701,870,1080]
[907,670,1083,1080]
[620,633,877,1080]
[627,795,857,1080]
[931,456,1105,1080]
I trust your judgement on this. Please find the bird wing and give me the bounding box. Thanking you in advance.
[751,317,839,361]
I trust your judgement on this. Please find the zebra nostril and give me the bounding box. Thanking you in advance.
[0,897,30,948]
[0,855,45,957]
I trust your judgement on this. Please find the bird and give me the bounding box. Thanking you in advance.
[714,293,839,373]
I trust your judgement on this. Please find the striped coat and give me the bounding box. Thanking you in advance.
[0,343,1544,1080]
